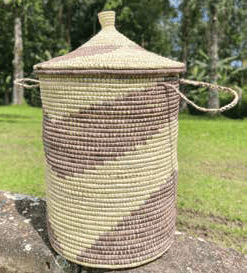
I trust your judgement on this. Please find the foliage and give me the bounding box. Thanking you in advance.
[182,0,244,65]
[219,85,247,119]
[103,0,177,57]
[185,48,247,117]
[69,0,107,49]
[0,2,14,105]
[0,0,57,105]
[0,0,109,106]
[0,0,246,113]
[22,0,56,74]
[43,0,107,51]
[178,0,204,63]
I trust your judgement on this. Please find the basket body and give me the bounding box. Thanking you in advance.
[40,73,180,268]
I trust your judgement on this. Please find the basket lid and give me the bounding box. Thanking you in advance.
[34,11,185,74]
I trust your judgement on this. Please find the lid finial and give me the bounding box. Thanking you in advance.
[98,11,115,30]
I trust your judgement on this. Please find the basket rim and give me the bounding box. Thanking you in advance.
[34,68,184,76]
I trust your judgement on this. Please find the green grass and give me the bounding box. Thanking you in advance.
[0,106,246,253]
[0,105,45,196]
[178,114,247,219]
[177,114,247,253]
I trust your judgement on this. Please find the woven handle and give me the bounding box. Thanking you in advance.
[14,78,40,89]
[161,79,239,113]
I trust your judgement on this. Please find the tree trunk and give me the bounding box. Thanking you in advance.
[180,45,189,112]
[66,6,72,49]
[5,91,9,105]
[208,3,219,115]
[243,59,247,85]
[58,3,64,38]
[13,16,24,105]
[179,1,190,113]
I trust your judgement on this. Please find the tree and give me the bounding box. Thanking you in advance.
[13,16,24,105]
[240,1,247,85]
[103,0,176,56]
[179,0,203,70]
[43,0,75,51]
[43,0,107,53]
[0,0,63,105]
[3,0,24,105]
[206,0,244,114]
[208,0,219,114]
[179,0,203,112]
[0,2,14,105]
[180,0,245,115]
[70,0,107,49]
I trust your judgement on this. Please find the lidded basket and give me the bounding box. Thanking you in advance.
[34,10,185,269]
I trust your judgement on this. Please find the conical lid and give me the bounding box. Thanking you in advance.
[34,11,185,74]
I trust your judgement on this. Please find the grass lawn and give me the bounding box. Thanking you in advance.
[0,105,44,196]
[177,114,247,254]
[0,105,246,253]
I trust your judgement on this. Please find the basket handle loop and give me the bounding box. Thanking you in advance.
[161,79,239,113]
[14,78,40,89]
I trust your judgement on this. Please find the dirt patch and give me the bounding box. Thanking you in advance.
[201,160,247,182]
[179,208,244,227]
[177,208,247,254]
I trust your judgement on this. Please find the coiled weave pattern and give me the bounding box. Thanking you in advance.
[41,74,180,268]
[23,11,237,268]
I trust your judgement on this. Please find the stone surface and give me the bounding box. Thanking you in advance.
[0,190,247,273]
[0,191,81,273]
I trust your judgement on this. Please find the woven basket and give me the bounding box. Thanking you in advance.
[13,10,238,269]
[33,11,193,269]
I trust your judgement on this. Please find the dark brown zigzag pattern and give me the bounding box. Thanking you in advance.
[43,82,180,178]
[46,214,64,255]
[46,170,177,266]
[78,171,177,265]
[40,45,121,65]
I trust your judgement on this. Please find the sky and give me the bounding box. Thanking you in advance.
[169,0,182,22]
[170,0,180,8]
[169,0,209,23]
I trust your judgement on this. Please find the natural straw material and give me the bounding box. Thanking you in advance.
[34,11,185,73]
[15,78,238,113]
[42,74,180,269]
[179,79,239,112]
[28,10,238,269]
[14,78,40,89]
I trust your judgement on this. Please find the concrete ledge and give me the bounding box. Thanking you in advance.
[0,190,246,273]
